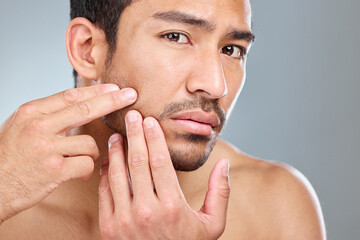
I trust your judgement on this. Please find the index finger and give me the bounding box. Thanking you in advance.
[46,87,137,133]
[143,117,182,200]
[30,84,120,114]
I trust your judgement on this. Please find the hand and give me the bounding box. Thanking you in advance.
[0,84,137,222]
[99,110,230,240]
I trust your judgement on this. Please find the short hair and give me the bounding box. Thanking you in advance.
[70,0,133,86]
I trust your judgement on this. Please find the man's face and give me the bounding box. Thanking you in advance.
[103,0,253,171]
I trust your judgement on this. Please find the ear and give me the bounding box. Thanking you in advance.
[66,17,108,82]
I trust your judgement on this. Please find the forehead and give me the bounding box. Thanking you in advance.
[126,0,252,30]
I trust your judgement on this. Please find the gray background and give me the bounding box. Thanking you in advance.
[0,1,359,239]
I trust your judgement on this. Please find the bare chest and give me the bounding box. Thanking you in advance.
[186,188,272,240]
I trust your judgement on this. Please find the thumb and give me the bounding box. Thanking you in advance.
[200,159,230,233]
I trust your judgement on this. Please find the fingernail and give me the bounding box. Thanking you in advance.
[108,133,121,149]
[222,159,230,177]
[123,88,137,101]
[144,118,154,129]
[126,111,139,123]
[100,164,108,176]
[103,84,120,92]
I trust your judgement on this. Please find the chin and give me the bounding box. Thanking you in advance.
[166,133,218,172]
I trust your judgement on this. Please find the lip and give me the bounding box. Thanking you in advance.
[169,109,220,136]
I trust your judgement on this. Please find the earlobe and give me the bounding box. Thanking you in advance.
[66,17,108,82]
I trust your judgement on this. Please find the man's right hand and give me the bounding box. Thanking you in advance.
[0,84,137,223]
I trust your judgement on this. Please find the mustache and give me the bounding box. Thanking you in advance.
[158,96,226,127]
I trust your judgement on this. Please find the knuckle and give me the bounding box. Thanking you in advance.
[108,167,122,181]
[76,101,91,117]
[63,88,79,105]
[99,182,110,195]
[135,206,153,226]
[150,153,167,169]
[129,154,147,168]
[109,91,121,105]
[27,118,48,132]
[22,118,49,137]
[217,185,231,200]
[64,156,94,181]
[162,198,182,221]
[84,136,99,156]
[17,103,37,117]
[85,136,97,148]
[42,155,64,175]
[100,221,117,239]
[81,156,95,171]
[117,215,132,230]
[36,137,55,151]
[110,90,131,107]
[163,199,177,215]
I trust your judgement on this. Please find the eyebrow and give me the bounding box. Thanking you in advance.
[152,10,255,43]
[152,10,216,32]
[226,29,255,43]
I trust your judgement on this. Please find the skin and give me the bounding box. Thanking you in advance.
[101,0,252,171]
[0,0,326,239]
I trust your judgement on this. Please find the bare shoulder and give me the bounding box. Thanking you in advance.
[213,140,327,240]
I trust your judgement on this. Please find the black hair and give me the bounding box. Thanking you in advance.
[70,0,133,86]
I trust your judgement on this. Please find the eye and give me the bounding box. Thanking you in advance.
[221,45,247,59]
[161,32,191,44]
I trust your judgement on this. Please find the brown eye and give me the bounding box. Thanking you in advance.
[162,32,190,44]
[166,33,180,42]
[223,46,234,56]
[221,45,246,59]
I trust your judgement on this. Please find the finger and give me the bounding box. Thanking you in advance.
[46,88,137,133]
[99,163,115,220]
[107,133,131,211]
[31,84,121,114]
[125,111,154,200]
[143,117,181,200]
[56,135,99,160]
[200,159,230,233]
[61,155,95,180]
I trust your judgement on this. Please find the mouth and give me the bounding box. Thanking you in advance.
[169,109,220,136]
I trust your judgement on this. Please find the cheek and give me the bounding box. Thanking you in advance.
[220,61,246,114]
[112,40,193,116]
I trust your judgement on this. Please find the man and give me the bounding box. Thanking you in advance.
[0,0,326,239]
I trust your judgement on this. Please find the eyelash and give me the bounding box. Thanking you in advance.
[221,45,247,60]
[160,32,247,60]
[160,32,191,44]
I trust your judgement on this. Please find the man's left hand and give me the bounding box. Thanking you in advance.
[98,110,230,240]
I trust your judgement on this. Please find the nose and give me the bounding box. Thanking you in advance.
[186,51,228,99]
